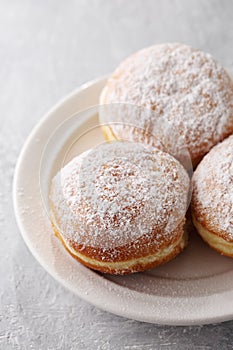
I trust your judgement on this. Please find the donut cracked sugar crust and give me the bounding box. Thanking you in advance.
[192,135,233,257]
[100,43,233,166]
[50,141,190,274]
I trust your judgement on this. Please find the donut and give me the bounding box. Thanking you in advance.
[192,135,233,257]
[50,141,190,274]
[99,43,233,166]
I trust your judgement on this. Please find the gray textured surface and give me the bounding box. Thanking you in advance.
[1,0,233,349]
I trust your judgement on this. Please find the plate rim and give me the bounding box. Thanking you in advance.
[13,75,233,326]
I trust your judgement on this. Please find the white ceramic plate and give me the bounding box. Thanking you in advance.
[13,73,233,326]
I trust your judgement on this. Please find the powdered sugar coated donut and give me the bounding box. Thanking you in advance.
[50,141,190,274]
[192,135,233,256]
[100,43,233,166]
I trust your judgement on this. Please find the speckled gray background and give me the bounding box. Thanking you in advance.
[1,0,233,349]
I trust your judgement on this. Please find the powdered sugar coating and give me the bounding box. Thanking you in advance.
[192,135,233,240]
[50,141,190,250]
[100,43,233,164]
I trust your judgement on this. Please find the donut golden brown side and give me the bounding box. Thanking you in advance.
[50,141,190,274]
[51,215,188,274]
[192,215,233,258]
